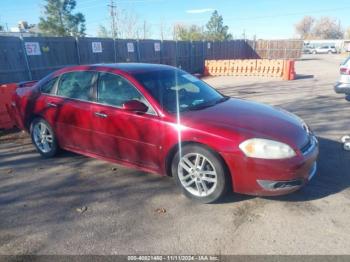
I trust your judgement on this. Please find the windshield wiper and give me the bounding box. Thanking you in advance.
[187,96,229,111]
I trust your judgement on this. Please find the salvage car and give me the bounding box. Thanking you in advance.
[11,63,319,203]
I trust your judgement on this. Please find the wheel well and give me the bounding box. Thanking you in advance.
[165,141,231,181]
[25,114,42,131]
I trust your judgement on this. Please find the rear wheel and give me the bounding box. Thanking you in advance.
[30,118,58,158]
[312,50,317,54]
[172,144,229,203]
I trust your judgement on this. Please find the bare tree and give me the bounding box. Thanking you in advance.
[295,16,314,39]
[312,17,344,39]
[159,20,172,40]
[114,9,140,39]
[141,20,152,39]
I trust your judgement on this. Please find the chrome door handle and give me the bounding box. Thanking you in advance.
[94,112,108,118]
[47,102,58,108]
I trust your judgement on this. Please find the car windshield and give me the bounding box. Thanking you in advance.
[133,69,227,113]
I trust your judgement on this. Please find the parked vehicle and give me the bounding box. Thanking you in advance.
[334,56,350,95]
[11,64,319,203]
[312,45,337,54]
[303,46,314,54]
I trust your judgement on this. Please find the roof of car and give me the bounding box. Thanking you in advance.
[91,63,176,74]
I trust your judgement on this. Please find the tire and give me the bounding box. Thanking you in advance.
[312,50,317,54]
[30,118,58,158]
[171,144,230,203]
[328,50,332,54]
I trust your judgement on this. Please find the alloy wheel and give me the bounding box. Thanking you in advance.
[33,121,54,153]
[178,153,218,197]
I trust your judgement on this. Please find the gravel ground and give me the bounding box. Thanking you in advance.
[0,54,350,255]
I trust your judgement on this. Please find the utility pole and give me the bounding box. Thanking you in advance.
[108,0,117,39]
[143,20,146,39]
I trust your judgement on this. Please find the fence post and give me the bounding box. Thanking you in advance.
[75,37,81,65]
[284,47,287,60]
[113,39,117,63]
[189,41,193,73]
[20,36,32,81]
[136,40,141,62]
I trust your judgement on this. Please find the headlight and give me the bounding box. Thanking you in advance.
[239,138,296,159]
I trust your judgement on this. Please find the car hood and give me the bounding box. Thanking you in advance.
[180,98,309,149]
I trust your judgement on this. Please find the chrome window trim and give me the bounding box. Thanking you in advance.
[41,92,159,117]
[41,70,159,117]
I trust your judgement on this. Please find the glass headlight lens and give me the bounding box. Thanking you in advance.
[239,138,296,159]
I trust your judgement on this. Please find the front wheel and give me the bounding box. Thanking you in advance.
[172,144,230,203]
[30,118,58,158]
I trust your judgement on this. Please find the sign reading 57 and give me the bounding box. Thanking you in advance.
[24,42,42,56]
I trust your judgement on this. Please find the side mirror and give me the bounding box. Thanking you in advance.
[123,100,148,113]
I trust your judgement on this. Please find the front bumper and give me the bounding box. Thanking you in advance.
[257,161,317,191]
[334,82,350,94]
[224,136,319,196]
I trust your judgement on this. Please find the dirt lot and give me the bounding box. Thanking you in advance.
[1,54,350,255]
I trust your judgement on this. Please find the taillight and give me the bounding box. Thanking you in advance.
[340,67,350,75]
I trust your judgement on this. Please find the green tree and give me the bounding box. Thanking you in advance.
[205,10,232,41]
[174,24,204,41]
[39,0,86,37]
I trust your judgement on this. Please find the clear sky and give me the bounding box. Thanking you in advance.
[1,0,350,39]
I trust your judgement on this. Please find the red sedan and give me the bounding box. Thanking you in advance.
[12,63,318,203]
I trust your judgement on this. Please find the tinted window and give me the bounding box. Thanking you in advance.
[133,69,224,113]
[97,72,144,107]
[40,77,57,94]
[57,71,94,100]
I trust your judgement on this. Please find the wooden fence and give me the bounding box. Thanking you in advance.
[0,36,303,84]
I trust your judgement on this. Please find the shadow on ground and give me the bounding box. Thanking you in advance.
[295,74,314,80]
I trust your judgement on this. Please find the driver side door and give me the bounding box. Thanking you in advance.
[90,72,162,169]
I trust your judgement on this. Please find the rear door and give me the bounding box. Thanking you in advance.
[90,72,162,169]
[47,71,96,152]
